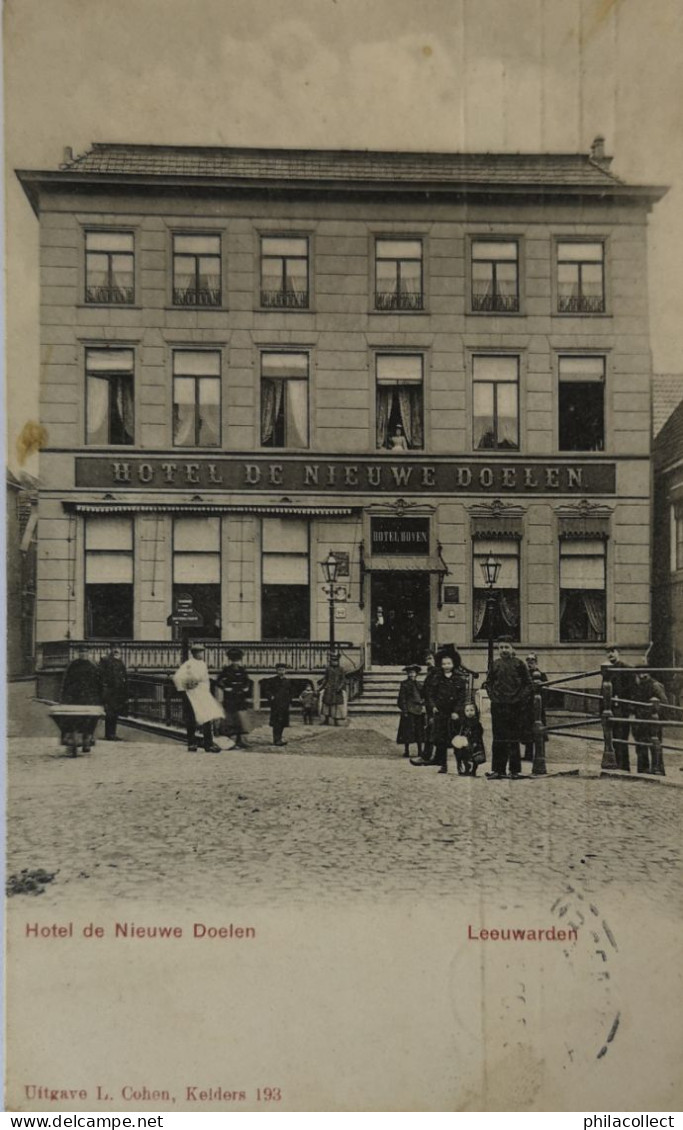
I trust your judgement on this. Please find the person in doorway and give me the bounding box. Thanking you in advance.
[172,644,222,753]
[98,645,129,741]
[632,670,668,775]
[60,644,102,752]
[216,647,252,748]
[396,664,426,760]
[603,645,635,772]
[425,651,467,773]
[484,637,533,779]
[522,653,548,763]
[319,653,348,726]
[261,663,293,746]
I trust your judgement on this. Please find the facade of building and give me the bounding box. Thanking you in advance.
[18,140,666,678]
[652,395,683,675]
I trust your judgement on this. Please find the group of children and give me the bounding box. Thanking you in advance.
[396,660,486,776]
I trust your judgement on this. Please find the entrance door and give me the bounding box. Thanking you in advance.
[370,572,430,665]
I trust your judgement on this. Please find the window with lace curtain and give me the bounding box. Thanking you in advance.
[557,242,605,313]
[85,348,134,446]
[471,240,519,312]
[85,517,133,639]
[472,539,520,643]
[172,234,221,306]
[559,539,606,642]
[260,236,309,308]
[85,231,134,304]
[375,354,424,450]
[172,351,221,447]
[472,355,519,450]
[375,239,424,311]
[260,352,309,448]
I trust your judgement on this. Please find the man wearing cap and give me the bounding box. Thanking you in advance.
[484,637,533,779]
[172,644,222,753]
[603,645,635,772]
[522,653,548,763]
[261,663,293,746]
[216,648,252,749]
[98,645,129,741]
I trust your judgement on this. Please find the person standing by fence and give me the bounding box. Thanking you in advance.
[632,671,668,775]
[604,645,635,772]
[484,637,533,780]
[522,653,548,763]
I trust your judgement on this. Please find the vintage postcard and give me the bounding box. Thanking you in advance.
[4,0,683,1113]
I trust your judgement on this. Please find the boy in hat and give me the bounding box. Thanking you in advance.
[172,644,222,753]
[396,664,426,760]
[261,663,293,746]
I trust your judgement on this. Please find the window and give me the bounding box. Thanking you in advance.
[172,234,221,306]
[559,540,606,642]
[557,242,605,313]
[471,240,519,312]
[173,517,221,638]
[260,237,309,308]
[261,518,309,639]
[472,356,519,450]
[375,239,424,311]
[260,352,309,448]
[472,539,520,643]
[558,356,605,451]
[86,348,134,446]
[376,354,424,450]
[85,232,134,304]
[85,517,133,639]
[173,351,221,447]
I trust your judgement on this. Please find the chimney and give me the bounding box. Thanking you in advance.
[60,146,74,168]
[589,135,613,171]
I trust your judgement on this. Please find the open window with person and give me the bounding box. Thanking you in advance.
[559,539,606,642]
[557,242,605,313]
[375,239,424,311]
[84,517,133,639]
[85,231,134,305]
[261,518,310,640]
[471,240,519,312]
[260,237,309,308]
[86,348,134,446]
[172,234,221,306]
[172,350,221,447]
[173,517,221,638]
[472,355,519,450]
[260,352,309,448]
[376,354,424,450]
[558,356,605,451]
[472,539,521,643]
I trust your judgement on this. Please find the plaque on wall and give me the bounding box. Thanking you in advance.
[443,585,460,604]
[371,516,430,555]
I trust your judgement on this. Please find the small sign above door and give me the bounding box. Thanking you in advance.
[371,516,430,556]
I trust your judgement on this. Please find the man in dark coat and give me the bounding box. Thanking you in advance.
[60,645,102,750]
[98,645,129,741]
[604,645,635,772]
[484,636,533,779]
[522,653,548,762]
[632,671,668,775]
[261,663,293,746]
[216,647,252,748]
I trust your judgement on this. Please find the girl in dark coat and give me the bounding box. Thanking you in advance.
[421,651,440,763]
[428,653,467,774]
[452,701,486,776]
[396,665,426,759]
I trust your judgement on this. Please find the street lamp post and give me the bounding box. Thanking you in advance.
[321,551,343,651]
[480,550,502,672]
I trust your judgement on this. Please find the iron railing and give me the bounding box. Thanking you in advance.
[557,294,605,314]
[471,292,519,313]
[85,285,134,305]
[172,286,221,307]
[38,639,363,674]
[374,290,424,311]
[260,288,309,309]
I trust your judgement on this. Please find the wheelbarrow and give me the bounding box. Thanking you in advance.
[48,705,104,757]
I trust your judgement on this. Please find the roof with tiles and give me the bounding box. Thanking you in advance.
[654,398,683,473]
[54,143,625,185]
[653,374,683,437]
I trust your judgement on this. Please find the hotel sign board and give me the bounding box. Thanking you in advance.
[371,517,430,555]
[75,457,617,495]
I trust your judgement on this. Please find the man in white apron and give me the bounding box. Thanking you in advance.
[172,644,223,753]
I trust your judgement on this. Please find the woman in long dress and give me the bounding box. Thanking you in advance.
[319,654,347,726]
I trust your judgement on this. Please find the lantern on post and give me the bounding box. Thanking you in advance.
[479,550,502,672]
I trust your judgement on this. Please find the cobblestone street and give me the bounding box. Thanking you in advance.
[7,686,682,913]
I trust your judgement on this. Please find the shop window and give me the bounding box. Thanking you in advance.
[472,355,519,450]
[558,356,605,451]
[85,517,133,639]
[172,234,221,306]
[85,231,134,304]
[557,242,605,313]
[472,539,520,643]
[261,518,309,640]
[376,354,424,450]
[375,239,424,311]
[86,348,134,446]
[260,352,309,448]
[173,351,221,447]
[260,237,309,308]
[173,517,221,638]
[471,240,519,312]
[559,539,606,642]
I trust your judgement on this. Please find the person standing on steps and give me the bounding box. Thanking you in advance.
[98,645,129,742]
[484,637,533,780]
[172,643,222,753]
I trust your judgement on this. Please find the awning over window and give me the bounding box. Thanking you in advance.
[557,507,611,540]
[363,554,447,574]
[68,502,357,517]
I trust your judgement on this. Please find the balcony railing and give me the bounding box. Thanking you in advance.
[558,294,605,314]
[471,292,519,313]
[375,290,424,312]
[38,639,363,675]
[85,285,134,305]
[172,286,221,307]
[260,288,309,309]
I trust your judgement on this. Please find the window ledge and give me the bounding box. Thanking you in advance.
[78,304,142,311]
[466,310,525,318]
[369,308,429,317]
[256,307,314,315]
[164,306,229,313]
[552,312,612,319]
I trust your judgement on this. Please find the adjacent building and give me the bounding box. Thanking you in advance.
[652,391,683,676]
[17,139,666,679]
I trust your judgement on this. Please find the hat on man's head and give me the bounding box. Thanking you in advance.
[227,648,244,661]
[497,635,513,644]
[190,643,205,654]
[403,664,421,674]
[605,644,619,652]
[275,662,288,670]
[526,653,538,661]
